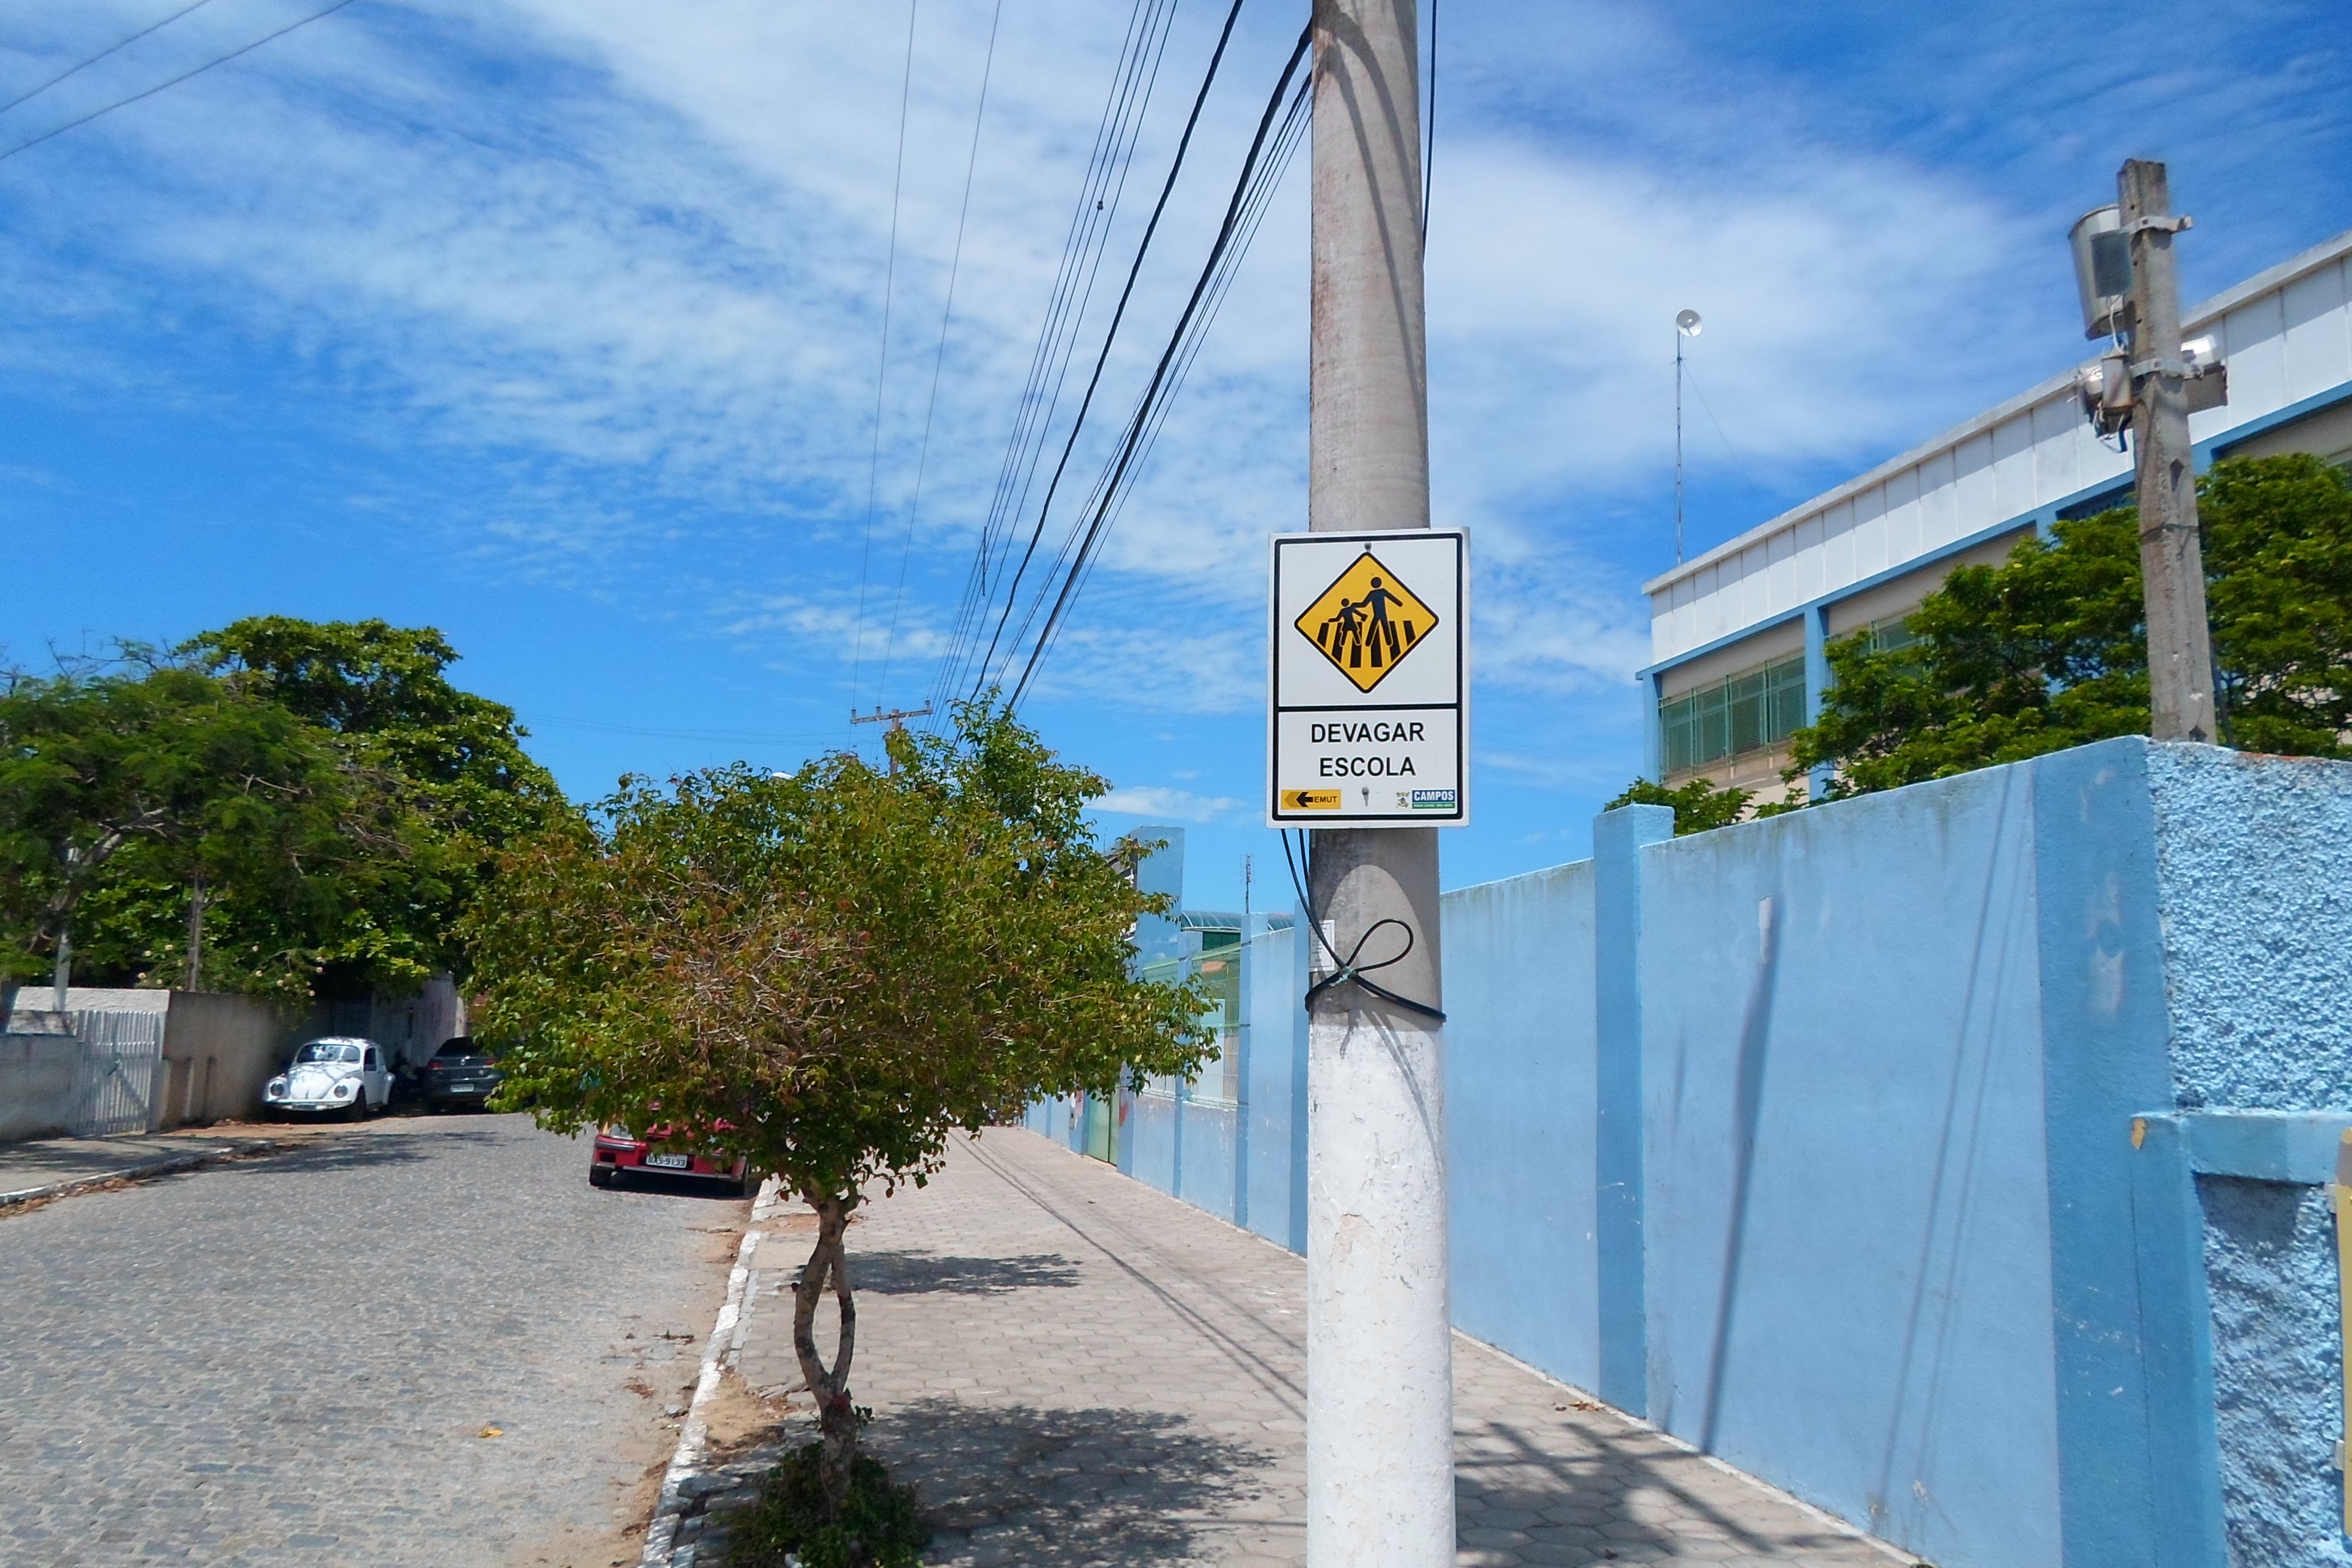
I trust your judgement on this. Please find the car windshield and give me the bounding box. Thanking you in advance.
[295,1042,362,1064]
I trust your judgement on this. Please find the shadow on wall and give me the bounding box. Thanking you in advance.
[871,1397,1277,1562]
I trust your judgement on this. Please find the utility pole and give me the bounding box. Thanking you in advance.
[1307,4,1452,1565]
[186,871,206,993]
[2117,159,2217,743]
[849,702,934,773]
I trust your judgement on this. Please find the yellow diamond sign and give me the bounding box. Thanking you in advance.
[1293,550,1437,693]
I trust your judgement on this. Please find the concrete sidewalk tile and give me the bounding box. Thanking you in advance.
[732,1128,1906,1566]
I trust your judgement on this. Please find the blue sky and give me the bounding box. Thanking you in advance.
[3,0,2347,910]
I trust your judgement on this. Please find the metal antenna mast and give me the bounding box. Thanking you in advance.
[1674,309,1701,565]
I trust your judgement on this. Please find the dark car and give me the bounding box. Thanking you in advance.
[590,1124,752,1195]
[422,1037,504,1111]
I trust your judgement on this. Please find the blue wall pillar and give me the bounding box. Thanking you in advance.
[1595,802,1674,1416]
[2032,739,2225,1568]
[1803,607,1834,802]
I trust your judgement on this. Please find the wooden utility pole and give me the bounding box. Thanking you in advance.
[2118,159,2218,743]
[850,702,934,773]
[1306,3,1453,1564]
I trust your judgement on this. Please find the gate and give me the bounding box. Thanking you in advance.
[69,1010,166,1137]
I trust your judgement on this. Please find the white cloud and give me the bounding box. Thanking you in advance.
[1092,785,1241,823]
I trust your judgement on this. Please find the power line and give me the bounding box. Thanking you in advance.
[1006,27,1314,706]
[0,0,220,118]
[0,0,363,167]
[846,0,923,715]
[966,0,1255,699]
[928,0,1180,722]
[876,0,1006,705]
[1014,66,1312,696]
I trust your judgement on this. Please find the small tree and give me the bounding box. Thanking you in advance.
[1602,775,1760,835]
[1787,453,2352,795]
[464,700,1211,1521]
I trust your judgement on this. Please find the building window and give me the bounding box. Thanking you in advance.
[1661,653,1807,775]
[1867,616,1923,655]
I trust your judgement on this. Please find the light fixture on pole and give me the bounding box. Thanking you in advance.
[1674,309,1701,565]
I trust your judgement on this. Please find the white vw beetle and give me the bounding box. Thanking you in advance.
[265,1037,391,1119]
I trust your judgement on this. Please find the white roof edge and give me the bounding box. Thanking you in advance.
[1641,225,2352,598]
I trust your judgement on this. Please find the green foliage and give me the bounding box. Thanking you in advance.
[1788,454,2352,796]
[466,698,1212,1199]
[0,618,568,1001]
[185,617,569,993]
[726,1443,930,1568]
[1604,776,1757,835]
[0,661,354,994]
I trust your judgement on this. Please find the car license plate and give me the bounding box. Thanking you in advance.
[644,1153,692,1170]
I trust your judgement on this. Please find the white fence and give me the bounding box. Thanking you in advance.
[67,1010,166,1137]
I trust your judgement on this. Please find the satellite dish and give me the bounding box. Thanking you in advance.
[1676,309,1703,337]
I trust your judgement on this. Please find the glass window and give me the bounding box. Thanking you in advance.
[1659,653,1808,774]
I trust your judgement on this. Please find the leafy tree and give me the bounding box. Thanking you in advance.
[1603,776,1759,835]
[0,661,355,1000]
[2,618,569,1004]
[185,617,569,994]
[1787,454,2352,795]
[464,700,1211,1521]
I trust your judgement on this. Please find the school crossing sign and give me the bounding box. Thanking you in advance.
[1268,529,1467,826]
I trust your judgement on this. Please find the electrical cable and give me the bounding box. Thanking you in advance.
[875,0,1005,703]
[847,0,924,715]
[1277,829,1447,1023]
[0,0,362,167]
[0,0,220,118]
[965,0,1257,701]
[1422,0,1436,236]
[927,0,1179,722]
[997,43,1310,701]
[1000,21,1313,706]
[1007,68,1309,694]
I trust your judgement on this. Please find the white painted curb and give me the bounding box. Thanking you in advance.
[640,1175,778,1567]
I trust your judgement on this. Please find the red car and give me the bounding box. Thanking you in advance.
[589,1124,752,1196]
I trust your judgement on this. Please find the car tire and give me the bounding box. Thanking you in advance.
[589,1164,614,1189]
[347,1090,368,1123]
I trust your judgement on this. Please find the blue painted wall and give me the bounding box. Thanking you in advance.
[1443,859,1602,1394]
[1017,740,2352,1568]
[1638,762,2060,1568]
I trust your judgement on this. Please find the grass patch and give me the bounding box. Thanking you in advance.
[725,1442,930,1568]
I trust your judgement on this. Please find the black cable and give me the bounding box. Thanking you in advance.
[0,0,220,117]
[1277,830,1444,1023]
[1423,0,1436,236]
[927,0,1177,721]
[1010,68,1308,690]
[1002,21,1313,705]
[967,0,1257,699]
[0,0,363,167]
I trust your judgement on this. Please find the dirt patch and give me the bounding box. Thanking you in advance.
[706,1366,802,1460]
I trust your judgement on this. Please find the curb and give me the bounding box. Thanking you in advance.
[640,1175,781,1568]
[0,1136,296,1210]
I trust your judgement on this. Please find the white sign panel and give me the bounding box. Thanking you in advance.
[1267,529,1467,826]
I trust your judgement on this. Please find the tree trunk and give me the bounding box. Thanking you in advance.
[791,1188,861,1517]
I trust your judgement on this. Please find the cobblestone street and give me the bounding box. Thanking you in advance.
[728,1130,1911,1567]
[0,1113,744,1568]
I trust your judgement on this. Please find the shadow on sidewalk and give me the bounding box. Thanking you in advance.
[850,1250,1083,1296]
[871,1396,1274,1560]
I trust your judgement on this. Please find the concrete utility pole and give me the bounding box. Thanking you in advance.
[2118,159,2218,743]
[1306,3,1453,1565]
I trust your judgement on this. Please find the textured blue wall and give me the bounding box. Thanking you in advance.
[2200,1177,2348,1567]
[1638,763,2060,1568]
[2149,745,2352,1565]
[1442,859,1601,1393]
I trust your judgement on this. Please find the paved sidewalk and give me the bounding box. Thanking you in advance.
[0,1122,332,1205]
[725,1130,1910,1567]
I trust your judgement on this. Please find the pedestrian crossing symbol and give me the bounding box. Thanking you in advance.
[1294,550,1437,693]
